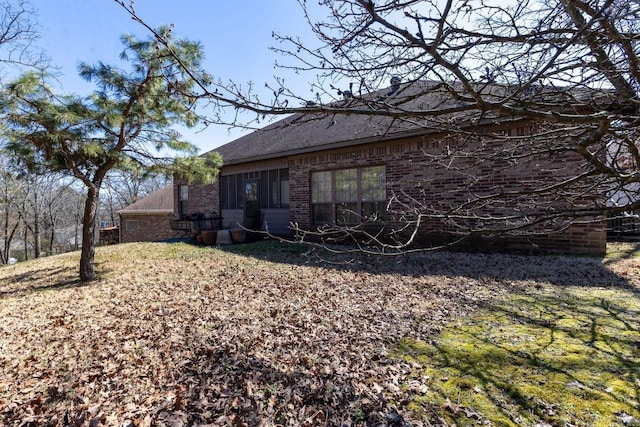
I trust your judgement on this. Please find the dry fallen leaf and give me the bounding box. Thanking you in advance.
[0,242,637,425]
[440,398,460,415]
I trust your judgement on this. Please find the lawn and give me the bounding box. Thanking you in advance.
[1,240,639,426]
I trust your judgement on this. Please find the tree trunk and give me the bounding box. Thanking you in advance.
[33,190,41,258]
[49,226,55,255]
[74,213,79,251]
[1,209,8,265]
[23,226,28,261]
[80,185,99,281]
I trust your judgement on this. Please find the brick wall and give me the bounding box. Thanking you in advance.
[119,213,175,243]
[173,181,220,217]
[288,125,606,255]
[174,125,607,255]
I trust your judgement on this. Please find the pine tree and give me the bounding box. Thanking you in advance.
[3,29,222,281]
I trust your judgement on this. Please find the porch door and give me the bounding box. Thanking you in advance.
[244,180,261,230]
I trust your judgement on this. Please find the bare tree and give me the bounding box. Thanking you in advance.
[0,0,45,73]
[99,170,170,226]
[0,152,80,262]
[0,155,25,264]
[20,173,79,258]
[120,0,640,250]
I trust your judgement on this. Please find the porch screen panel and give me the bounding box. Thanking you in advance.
[222,169,289,210]
[228,175,237,209]
[220,176,229,209]
[260,170,269,209]
[280,168,289,207]
[235,174,244,209]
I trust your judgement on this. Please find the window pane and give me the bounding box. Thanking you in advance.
[279,168,289,208]
[260,171,269,208]
[245,182,258,202]
[312,171,332,203]
[362,202,386,221]
[236,175,244,208]
[337,203,358,224]
[361,166,386,201]
[179,185,188,201]
[269,169,279,208]
[220,176,229,209]
[280,179,289,207]
[335,168,357,202]
[313,204,332,224]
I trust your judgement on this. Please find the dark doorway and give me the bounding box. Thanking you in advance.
[244,180,261,230]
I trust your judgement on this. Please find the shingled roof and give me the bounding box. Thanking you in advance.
[118,185,173,214]
[209,79,613,165]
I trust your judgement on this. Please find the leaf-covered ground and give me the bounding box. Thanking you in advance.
[1,240,639,426]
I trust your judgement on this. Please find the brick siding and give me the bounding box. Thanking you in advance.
[119,213,175,243]
[288,128,606,255]
[180,125,607,255]
[173,181,220,217]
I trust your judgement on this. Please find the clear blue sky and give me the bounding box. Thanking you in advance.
[31,0,316,153]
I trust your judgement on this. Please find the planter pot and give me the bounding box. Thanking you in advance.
[230,228,246,243]
[202,230,216,245]
[216,229,232,245]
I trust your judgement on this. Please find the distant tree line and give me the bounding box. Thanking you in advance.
[0,153,168,264]
[0,1,219,279]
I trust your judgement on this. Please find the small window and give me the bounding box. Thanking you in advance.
[125,220,138,232]
[179,185,189,201]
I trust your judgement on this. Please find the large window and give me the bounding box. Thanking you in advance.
[311,165,386,225]
[220,168,289,209]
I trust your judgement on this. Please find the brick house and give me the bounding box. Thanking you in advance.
[175,80,607,254]
[119,185,175,243]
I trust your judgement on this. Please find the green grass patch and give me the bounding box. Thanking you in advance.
[607,242,640,260]
[393,286,640,426]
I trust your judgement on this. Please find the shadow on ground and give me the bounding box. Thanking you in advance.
[0,263,113,299]
[221,239,636,289]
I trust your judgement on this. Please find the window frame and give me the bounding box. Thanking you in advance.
[311,165,386,225]
[125,220,138,232]
[178,185,188,201]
